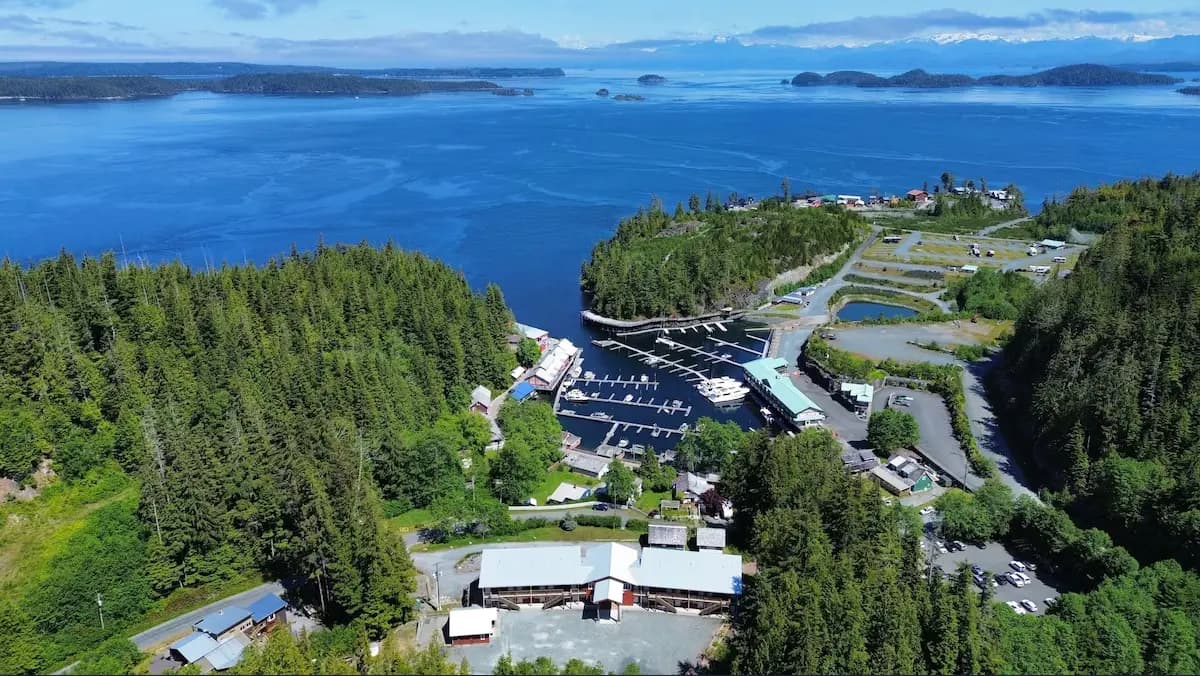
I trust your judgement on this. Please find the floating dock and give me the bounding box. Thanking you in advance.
[578,392,691,416]
[592,338,710,382]
[655,336,741,367]
[704,335,762,358]
[556,409,691,439]
[576,374,659,389]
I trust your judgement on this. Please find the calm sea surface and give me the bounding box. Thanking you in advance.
[2,70,1198,445]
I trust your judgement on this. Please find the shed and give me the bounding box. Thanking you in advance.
[510,381,536,402]
[696,527,727,551]
[960,264,979,274]
[169,633,219,665]
[197,633,251,672]
[648,523,688,549]
[470,386,492,413]
[448,607,498,646]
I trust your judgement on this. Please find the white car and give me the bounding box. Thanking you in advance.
[1009,560,1027,572]
[1010,572,1032,587]
[1044,597,1056,608]
[920,506,935,516]
[937,542,949,554]
[1020,599,1038,613]
[1005,601,1027,615]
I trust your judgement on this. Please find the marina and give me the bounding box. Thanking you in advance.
[576,373,660,389]
[591,338,711,382]
[707,334,769,358]
[655,336,741,366]
[570,392,692,416]
[555,409,692,439]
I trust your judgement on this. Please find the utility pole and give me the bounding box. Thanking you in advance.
[96,593,105,630]
[434,563,442,606]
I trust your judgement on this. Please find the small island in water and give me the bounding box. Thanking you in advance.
[595,88,610,97]
[637,74,667,84]
[1180,87,1200,96]
[789,64,1181,88]
[612,94,646,102]
[0,72,521,102]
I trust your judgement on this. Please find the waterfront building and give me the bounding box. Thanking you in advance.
[742,358,826,428]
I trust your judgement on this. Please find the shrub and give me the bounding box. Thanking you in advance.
[559,518,577,531]
[625,519,649,532]
[574,515,621,529]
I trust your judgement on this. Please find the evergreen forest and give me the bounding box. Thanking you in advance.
[0,243,518,670]
[1003,174,1200,568]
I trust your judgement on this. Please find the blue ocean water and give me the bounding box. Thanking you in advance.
[2,70,1198,445]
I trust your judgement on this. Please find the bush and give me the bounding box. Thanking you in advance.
[625,519,649,532]
[574,515,622,529]
[559,518,577,531]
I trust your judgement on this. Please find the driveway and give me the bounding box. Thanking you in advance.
[130,581,286,651]
[450,607,722,675]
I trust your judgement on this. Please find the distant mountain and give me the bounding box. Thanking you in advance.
[1116,61,1200,72]
[577,34,1200,72]
[788,64,1180,88]
[0,61,564,79]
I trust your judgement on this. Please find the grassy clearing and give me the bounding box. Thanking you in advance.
[531,467,600,505]
[410,525,637,552]
[391,508,434,531]
[843,274,940,293]
[635,489,671,512]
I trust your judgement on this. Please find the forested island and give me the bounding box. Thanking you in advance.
[637,74,667,84]
[1002,173,1200,570]
[0,73,514,102]
[0,61,565,78]
[1180,86,1200,96]
[0,244,519,670]
[581,195,865,319]
[790,64,1181,88]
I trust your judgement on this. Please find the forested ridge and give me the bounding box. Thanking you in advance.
[789,64,1180,88]
[725,429,1200,674]
[581,197,864,319]
[1003,174,1200,568]
[0,243,517,669]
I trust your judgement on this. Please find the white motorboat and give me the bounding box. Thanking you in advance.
[640,374,650,383]
[563,389,589,403]
[696,376,749,404]
[623,394,634,402]
[617,439,629,448]
[583,370,596,380]
[760,406,775,423]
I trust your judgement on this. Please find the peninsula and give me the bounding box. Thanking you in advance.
[0,60,565,79]
[581,194,864,319]
[0,73,513,102]
[789,63,1181,88]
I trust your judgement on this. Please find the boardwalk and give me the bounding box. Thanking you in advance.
[555,409,691,438]
[576,374,659,389]
[706,335,765,358]
[576,391,691,416]
[593,338,710,382]
[655,336,741,367]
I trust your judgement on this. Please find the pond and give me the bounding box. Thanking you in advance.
[837,300,919,321]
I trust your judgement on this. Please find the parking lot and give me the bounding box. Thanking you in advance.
[449,607,723,674]
[922,516,1062,615]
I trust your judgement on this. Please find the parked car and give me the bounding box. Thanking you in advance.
[1044,597,1057,608]
[1005,601,1027,615]
[1020,599,1038,613]
[996,573,1010,586]
[1011,572,1032,587]
[820,332,837,340]
[1024,561,1038,571]
[592,503,611,511]
[893,399,911,407]
[950,541,967,552]
[1009,560,1027,572]
[920,506,935,516]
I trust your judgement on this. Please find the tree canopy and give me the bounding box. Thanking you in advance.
[581,198,864,319]
[867,409,920,453]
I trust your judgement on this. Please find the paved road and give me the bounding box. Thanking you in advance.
[511,505,641,527]
[815,324,1037,500]
[876,386,979,490]
[130,581,286,650]
[977,216,1032,237]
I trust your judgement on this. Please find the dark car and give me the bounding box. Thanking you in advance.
[971,565,984,576]
[593,503,611,511]
[820,332,837,340]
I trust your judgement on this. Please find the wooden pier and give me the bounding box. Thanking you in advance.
[579,391,691,416]
[592,339,710,382]
[556,409,691,439]
[655,336,741,367]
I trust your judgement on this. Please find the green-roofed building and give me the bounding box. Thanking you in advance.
[743,357,826,428]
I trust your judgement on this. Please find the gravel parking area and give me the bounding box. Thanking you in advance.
[875,386,978,489]
[922,518,1062,616]
[450,608,723,675]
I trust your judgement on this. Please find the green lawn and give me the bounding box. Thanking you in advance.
[531,467,600,505]
[635,489,671,512]
[410,525,637,552]
[390,508,434,531]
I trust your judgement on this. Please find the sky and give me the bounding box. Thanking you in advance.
[1,0,1199,65]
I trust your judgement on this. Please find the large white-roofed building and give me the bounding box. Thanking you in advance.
[477,542,742,617]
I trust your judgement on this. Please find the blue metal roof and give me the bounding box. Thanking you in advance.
[201,634,251,671]
[247,593,287,623]
[169,632,219,664]
[194,607,251,636]
[510,381,536,401]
